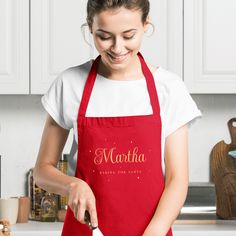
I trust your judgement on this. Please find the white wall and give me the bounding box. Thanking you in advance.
[0,96,72,198]
[0,95,236,197]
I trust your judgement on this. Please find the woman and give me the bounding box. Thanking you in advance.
[34,0,202,235]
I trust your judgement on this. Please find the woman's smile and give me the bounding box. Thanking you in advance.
[107,52,130,64]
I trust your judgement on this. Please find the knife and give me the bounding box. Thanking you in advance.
[84,210,104,236]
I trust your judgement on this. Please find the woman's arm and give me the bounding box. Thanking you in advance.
[34,114,98,227]
[34,114,72,196]
[143,124,189,236]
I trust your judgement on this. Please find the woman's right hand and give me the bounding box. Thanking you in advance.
[67,178,98,228]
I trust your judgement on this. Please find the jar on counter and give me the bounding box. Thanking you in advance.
[40,192,57,222]
[27,168,46,221]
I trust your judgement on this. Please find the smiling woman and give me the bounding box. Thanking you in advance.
[90,6,151,80]
[33,0,202,236]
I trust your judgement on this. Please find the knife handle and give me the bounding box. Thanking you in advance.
[84,210,97,230]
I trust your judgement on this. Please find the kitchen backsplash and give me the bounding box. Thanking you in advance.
[0,94,236,197]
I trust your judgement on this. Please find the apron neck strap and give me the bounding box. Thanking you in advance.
[137,52,160,116]
[78,52,160,117]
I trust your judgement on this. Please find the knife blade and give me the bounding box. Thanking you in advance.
[84,210,104,236]
[92,227,104,236]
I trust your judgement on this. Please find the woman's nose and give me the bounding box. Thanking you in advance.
[110,38,123,54]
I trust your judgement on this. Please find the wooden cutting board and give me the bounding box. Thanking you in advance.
[210,118,236,219]
[210,118,236,181]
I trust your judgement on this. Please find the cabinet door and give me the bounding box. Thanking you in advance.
[184,0,236,93]
[30,0,91,94]
[0,0,29,94]
[30,0,183,94]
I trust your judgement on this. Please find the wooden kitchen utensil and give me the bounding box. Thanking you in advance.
[210,118,236,219]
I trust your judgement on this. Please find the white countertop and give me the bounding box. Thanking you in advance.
[173,220,236,236]
[10,220,236,236]
[10,221,63,236]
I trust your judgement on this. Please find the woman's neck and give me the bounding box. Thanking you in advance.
[98,54,143,81]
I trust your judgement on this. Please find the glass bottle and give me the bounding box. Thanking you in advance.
[58,154,68,209]
[27,168,35,220]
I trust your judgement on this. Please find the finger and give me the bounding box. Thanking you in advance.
[89,208,98,228]
[71,199,78,218]
[77,201,87,223]
[87,201,98,228]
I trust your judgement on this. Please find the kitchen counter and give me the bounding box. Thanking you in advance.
[173,220,236,236]
[10,221,63,236]
[9,220,236,236]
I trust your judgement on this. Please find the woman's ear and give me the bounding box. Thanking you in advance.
[144,15,151,32]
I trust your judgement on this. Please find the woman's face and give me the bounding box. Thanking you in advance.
[91,7,149,71]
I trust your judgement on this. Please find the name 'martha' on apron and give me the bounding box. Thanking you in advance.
[61,52,173,236]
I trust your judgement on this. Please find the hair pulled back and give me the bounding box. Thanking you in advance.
[86,0,150,30]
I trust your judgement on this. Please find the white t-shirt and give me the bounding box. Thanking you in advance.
[41,60,202,175]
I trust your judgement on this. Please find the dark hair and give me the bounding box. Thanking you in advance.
[86,0,150,30]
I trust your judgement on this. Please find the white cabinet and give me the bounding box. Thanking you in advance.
[2,0,236,94]
[30,0,91,94]
[0,0,29,94]
[0,0,182,94]
[184,0,236,94]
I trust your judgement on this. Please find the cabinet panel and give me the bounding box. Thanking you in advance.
[30,0,90,94]
[30,0,183,94]
[184,0,236,93]
[0,0,29,94]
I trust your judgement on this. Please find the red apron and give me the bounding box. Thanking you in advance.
[61,53,173,236]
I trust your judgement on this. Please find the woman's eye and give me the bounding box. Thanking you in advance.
[124,35,135,40]
[99,36,112,40]
[98,35,135,41]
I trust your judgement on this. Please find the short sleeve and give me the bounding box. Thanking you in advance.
[164,80,202,137]
[41,71,72,130]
